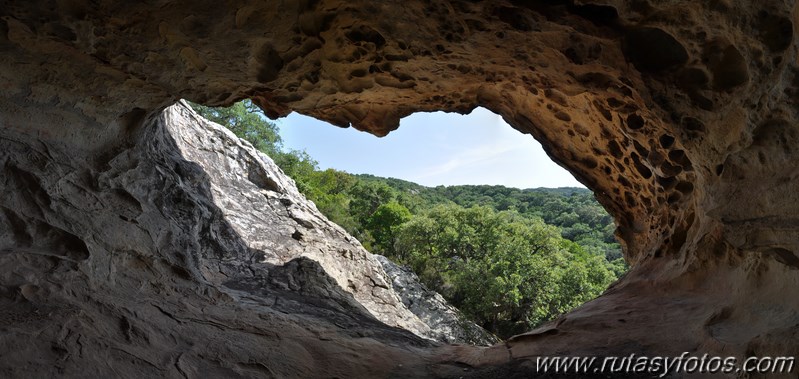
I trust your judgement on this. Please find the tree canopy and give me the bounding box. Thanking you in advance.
[394,204,617,336]
[191,100,282,155]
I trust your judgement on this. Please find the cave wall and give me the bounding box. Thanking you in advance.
[1,0,798,377]
[0,98,433,378]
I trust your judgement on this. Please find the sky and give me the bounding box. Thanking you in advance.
[275,107,584,189]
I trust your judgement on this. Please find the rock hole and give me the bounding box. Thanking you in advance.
[669,226,689,253]
[660,162,683,177]
[390,71,414,82]
[345,25,386,48]
[43,23,77,41]
[350,68,367,78]
[624,191,637,208]
[493,6,537,32]
[255,45,284,83]
[656,176,678,190]
[764,248,799,269]
[659,134,675,149]
[703,42,749,91]
[626,114,645,130]
[614,161,626,173]
[607,140,623,159]
[675,181,694,195]
[677,67,710,90]
[575,72,615,87]
[757,151,767,165]
[633,140,649,157]
[465,19,487,32]
[554,111,571,122]
[631,153,652,179]
[667,150,691,167]
[682,117,706,133]
[623,27,688,72]
[755,13,793,52]
[570,3,619,26]
[169,263,193,280]
[580,157,598,169]
[606,97,623,108]
[592,100,613,121]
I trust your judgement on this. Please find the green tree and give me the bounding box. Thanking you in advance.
[272,149,318,193]
[347,180,397,224]
[395,204,617,338]
[366,201,412,256]
[190,100,282,155]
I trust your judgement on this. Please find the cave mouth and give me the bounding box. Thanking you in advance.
[191,100,626,341]
[279,107,585,189]
[2,0,797,375]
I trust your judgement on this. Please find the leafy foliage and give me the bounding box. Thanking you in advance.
[189,100,628,339]
[394,205,617,337]
[191,100,282,155]
[367,201,412,256]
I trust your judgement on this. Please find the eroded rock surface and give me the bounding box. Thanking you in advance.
[1,0,798,377]
[0,101,429,378]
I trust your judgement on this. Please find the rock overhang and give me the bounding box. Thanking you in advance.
[1,0,799,377]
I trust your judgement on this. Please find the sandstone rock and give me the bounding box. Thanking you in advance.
[1,0,798,377]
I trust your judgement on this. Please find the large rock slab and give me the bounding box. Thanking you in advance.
[0,98,497,378]
[1,0,798,377]
[165,100,497,346]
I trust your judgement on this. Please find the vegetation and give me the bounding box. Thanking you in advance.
[189,100,628,339]
[191,100,282,155]
[395,204,620,336]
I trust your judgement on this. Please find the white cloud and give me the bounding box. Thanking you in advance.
[410,140,529,181]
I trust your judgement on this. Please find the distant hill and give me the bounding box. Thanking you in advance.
[353,174,621,261]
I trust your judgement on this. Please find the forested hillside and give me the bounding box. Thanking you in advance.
[191,100,627,338]
[355,175,622,261]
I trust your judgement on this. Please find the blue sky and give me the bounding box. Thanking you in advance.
[276,107,584,189]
